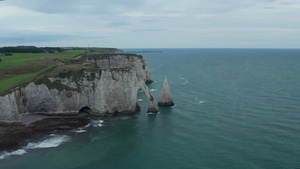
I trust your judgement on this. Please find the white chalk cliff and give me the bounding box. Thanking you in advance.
[158,77,175,107]
[0,54,158,122]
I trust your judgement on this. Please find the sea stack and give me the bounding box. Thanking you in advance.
[158,76,175,107]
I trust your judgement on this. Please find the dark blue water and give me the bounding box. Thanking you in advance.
[1,48,300,169]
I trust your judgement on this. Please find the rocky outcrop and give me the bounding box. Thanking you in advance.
[0,92,20,122]
[0,54,158,123]
[0,53,161,151]
[158,77,175,107]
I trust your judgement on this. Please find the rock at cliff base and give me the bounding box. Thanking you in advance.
[158,77,175,107]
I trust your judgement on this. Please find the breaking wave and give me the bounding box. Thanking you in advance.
[0,149,27,160]
[25,135,71,149]
[0,134,71,160]
[0,118,106,160]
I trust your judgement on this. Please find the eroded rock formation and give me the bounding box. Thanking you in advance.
[158,77,175,107]
[0,52,161,151]
[0,54,158,123]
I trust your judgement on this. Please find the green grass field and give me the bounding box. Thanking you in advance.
[0,50,84,69]
[0,65,55,93]
[0,50,86,93]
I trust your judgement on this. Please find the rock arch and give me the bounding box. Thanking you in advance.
[138,79,158,113]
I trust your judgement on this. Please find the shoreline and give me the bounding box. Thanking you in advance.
[0,114,91,151]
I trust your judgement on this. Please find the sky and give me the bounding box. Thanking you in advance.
[0,0,300,48]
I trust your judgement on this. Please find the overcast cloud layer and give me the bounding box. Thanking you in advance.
[1,0,300,48]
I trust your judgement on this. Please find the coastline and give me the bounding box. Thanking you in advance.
[0,114,91,151]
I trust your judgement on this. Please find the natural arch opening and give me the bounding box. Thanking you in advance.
[137,79,159,113]
[136,89,148,113]
[79,106,92,114]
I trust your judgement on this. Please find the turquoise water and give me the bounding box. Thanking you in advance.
[1,48,300,169]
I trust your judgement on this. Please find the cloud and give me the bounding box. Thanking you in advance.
[1,0,300,48]
[6,0,143,15]
[0,31,72,45]
[5,0,278,16]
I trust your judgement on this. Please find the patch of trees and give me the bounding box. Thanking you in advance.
[65,47,123,53]
[0,46,64,53]
[88,48,123,53]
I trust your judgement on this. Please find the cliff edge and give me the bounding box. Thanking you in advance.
[0,53,158,123]
[0,50,161,151]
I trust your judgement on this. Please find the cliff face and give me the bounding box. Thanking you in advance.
[0,93,20,121]
[86,54,152,83]
[0,54,158,123]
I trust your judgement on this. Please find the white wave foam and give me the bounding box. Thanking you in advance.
[138,99,144,102]
[180,77,189,85]
[150,89,158,92]
[199,100,206,104]
[72,123,91,133]
[25,135,71,149]
[91,120,104,127]
[90,136,100,142]
[0,134,71,160]
[0,134,70,160]
[0,149,27,160]
[147,112,160,115]
[75,129,87,133]
[84,123,91,128]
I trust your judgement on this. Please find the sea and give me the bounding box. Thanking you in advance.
[0,48,300,169]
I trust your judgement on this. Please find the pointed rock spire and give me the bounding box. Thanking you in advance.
[158,76,175,107]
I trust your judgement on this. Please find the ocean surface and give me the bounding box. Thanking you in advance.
[1,48,300,169]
